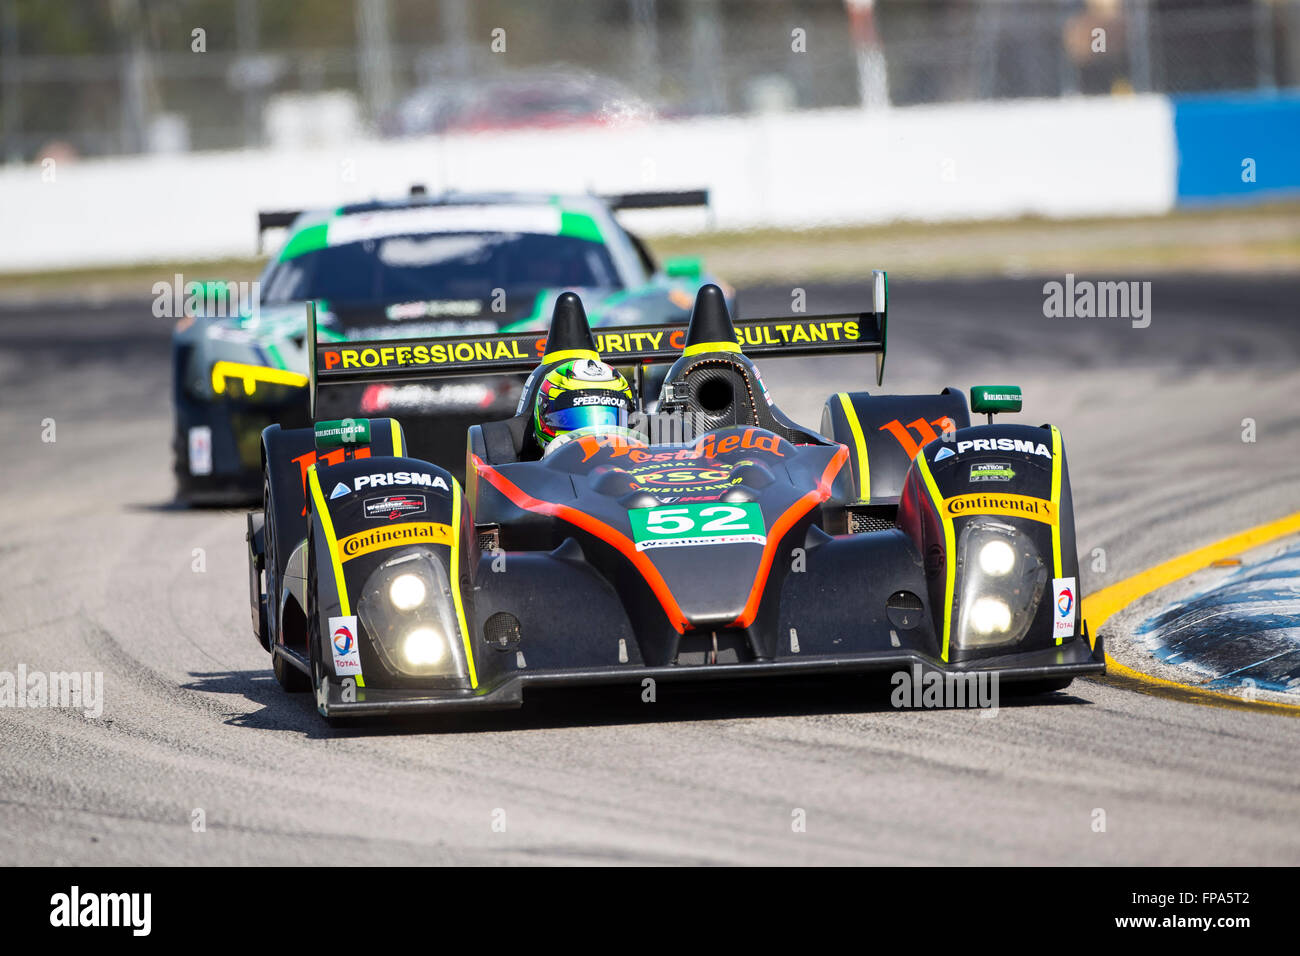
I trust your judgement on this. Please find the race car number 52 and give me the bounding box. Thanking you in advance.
[630,503,766,550]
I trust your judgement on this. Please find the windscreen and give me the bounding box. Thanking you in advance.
[261,231,620,307]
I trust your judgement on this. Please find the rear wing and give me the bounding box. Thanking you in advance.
[257,210,303,253]
[260,190,708,249]
[599,189,709,211]
[309,271,887,417]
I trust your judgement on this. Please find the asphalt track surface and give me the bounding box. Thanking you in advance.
[1,274,1298,865]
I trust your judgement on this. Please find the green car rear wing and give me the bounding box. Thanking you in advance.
[308,271,888,418]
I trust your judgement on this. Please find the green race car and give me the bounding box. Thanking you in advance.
[171,188,730,503]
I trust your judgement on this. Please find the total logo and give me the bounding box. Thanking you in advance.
[1051,578,1076,640]
[328,615,363,675]
[333,624,354,655]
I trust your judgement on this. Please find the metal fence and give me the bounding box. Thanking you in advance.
[2,0,1297,162]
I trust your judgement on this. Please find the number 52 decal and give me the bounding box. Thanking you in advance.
[629,502,766,550]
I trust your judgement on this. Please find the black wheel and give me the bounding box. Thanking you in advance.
[272,646,310,693]
[267,475,309,693]
[1007,677,1074,696]
[305,529,342,723]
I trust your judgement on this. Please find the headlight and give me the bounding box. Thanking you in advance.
[977,539,1016,576]
[402,626,447,666]
[389,573,427,610]
[357,550,469,680]
[967,597,1012,635]
[955,519,1046,649]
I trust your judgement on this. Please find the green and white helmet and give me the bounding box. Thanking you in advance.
[533,358,635,452]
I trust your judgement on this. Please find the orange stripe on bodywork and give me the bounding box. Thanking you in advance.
[730,445,848,628]
[473,456,691,633]
[474,446,847,635]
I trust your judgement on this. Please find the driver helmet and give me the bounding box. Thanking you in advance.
[534,358,636,454]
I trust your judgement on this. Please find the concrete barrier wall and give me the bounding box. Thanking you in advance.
[0,94,1188,273]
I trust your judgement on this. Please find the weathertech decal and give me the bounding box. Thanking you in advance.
[629,503,766,550]
[942,493,1057,524]
[338,522,453,561]
[364,495,426,520]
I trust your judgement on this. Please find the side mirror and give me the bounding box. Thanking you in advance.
[970,385,1023,424]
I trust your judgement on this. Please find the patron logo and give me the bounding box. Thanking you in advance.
[969,461,1015,482]
[338,522,453,561]
[50,886,151,936]
[354,471,450,491]
[364,495,427,520]
[942,493,1057,524]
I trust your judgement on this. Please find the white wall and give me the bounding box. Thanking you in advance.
[0,96,1176,273]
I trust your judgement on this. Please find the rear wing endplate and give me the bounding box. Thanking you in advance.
[309,271,887,418]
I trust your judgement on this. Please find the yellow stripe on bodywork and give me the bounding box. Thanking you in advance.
[915,452,955,661]
[1049,425,1065,644]
[540,348,600,366]
[836,392,870,501]
[307,464,349,617]
[389,418,404,456]
[683,340,741,357]
[211,361,308,395]
[308,463,363,687]
[450,482,479,689]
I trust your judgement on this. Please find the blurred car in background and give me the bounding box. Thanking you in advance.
[171,187,730,503]
[384,68,657,137]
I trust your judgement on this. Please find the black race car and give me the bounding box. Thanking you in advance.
[247,276,1103,721]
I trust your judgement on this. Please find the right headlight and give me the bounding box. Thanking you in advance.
[357,549,469,681]
[954,518,1047,650]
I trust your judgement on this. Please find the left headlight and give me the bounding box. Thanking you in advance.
[357,549,469,680]
[954,518,1047,650]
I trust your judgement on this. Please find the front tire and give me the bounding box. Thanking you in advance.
[267,474,309,694]
[272,644,310,692]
